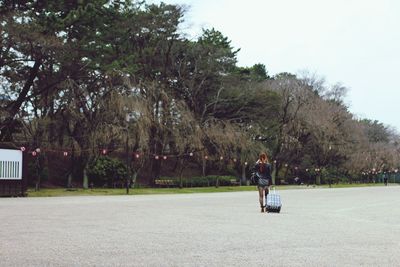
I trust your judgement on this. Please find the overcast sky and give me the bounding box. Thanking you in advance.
[152,0,400,131]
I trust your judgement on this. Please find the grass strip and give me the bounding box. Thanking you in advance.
[26,183,390,197]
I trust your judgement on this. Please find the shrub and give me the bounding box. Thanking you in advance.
[184,175,237,187]
[155,175,238,187]
[87,157,127,187]
[185,176,210,187]
[154,175,240,187]
[156,177,179,187]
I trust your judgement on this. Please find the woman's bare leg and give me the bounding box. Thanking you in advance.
[258,187,265,212]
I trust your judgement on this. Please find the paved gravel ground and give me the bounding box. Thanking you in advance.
[1,186,400,267]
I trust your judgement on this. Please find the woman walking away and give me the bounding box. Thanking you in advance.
[254,153,272,213]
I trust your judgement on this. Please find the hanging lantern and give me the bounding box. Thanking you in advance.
[155,155,159,160]
[220,156,224,160]
[163,156,167,160]
[233,158,237,163]
[63,151,68,157]
[189,152,194,157]
[20,147,26,152]
[102,149,107,155]
[35,148,41,153]
[135,153,140,159]
[245,161,248,166]
[32,151,37,157]
[204,155,208,160]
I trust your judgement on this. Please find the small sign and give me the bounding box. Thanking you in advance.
[0,149,23,180]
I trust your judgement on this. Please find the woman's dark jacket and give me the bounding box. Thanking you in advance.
[254,162,272,186]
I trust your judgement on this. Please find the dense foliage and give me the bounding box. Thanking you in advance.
[87,156,128,187]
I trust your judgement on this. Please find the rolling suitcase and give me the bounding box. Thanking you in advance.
[266,187,282,213]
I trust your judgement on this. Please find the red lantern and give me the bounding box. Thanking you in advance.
[20,147,26,152]
[102,149,107,155]
[135,153,140,159]
[155,155,159,160]
[189,152,194,157]
[63,151,68,157]
[35,148,41,153]
[163,156,167,160]
[32,151,37,157]
[204,155,208,160]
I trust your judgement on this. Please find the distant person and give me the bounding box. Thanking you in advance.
[253,153,272,213]
[383,173,388,186]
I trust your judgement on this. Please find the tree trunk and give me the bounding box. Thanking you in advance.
[272,162,277,185]
[83,168,89,189]
[202,158,207,177]
[150,157,161,185]
[0,58,42,141]
[148,123,162,185]
[131,172,138,188]
[275,164,282,185]
[283,167,289,184]
[178,158,186,189]
[67,173,73,188]
[316,174,321,185]
[67,146,75,188]
[73,152,89,189]
[241,164,246,183]
[35,157,41,191]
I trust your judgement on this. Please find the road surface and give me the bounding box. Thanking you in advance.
[1,186,400,266]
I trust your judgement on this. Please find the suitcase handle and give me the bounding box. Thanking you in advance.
[269,185,276,194]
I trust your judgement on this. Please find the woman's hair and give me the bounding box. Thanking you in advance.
[259,153,268,172]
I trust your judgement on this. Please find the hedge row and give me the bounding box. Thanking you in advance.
[157,175,239,187]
